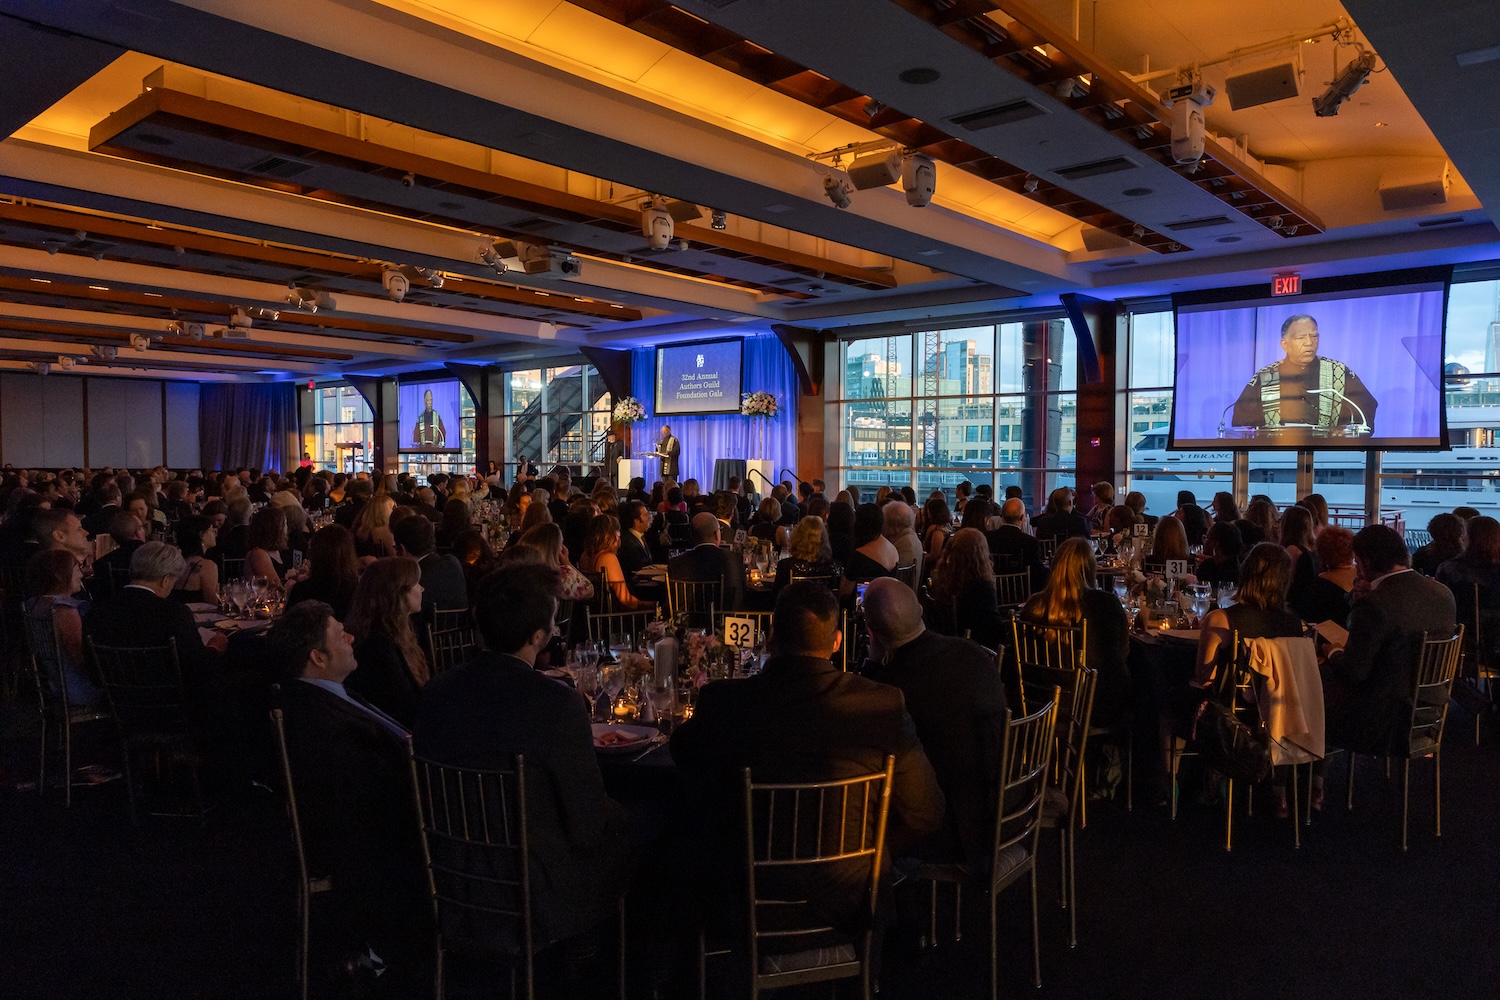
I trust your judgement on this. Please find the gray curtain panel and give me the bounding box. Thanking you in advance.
[199,382,299,472]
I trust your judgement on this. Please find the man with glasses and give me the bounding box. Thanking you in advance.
[1230,314,1378,437]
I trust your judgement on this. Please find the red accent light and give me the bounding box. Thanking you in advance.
[1272,273,1302,296]
[307,380,315,390]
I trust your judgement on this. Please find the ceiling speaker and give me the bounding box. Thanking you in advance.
[847,152,902,190]
[1080,227,1133,252]
[1224,62,1301,110]
[1379,162,1451,211]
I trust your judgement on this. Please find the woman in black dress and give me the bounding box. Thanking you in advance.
[286,523,360,621]
[843,503,899,595]
[826,501,857,568]
[344,556,429,727]
[773,517,843,594]
[926,527,1005,649]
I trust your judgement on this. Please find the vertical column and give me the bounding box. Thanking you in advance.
[1019,320,1061,510]
[1071,298,1120,502]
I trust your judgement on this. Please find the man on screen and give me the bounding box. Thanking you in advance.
[655,424,681,485]
[411,389,447,449]
[1229,314,1378,437]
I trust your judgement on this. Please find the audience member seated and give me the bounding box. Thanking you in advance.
[1195,522,1244,590]
[749,497,783,546]
[344,557,429,727]
[1279,505,1321,614]
[882,500,923,591]
[616,501,655,579]
[580,514,653,611]
[667,512,745,613]
[243,506,290,590]
[1412,512,1466,577]
[1295,526,1356,626]
[862,579,1005,864]
[26,549,103,710]
[1174,491,1211,548]
[449,529,499,604]
[1299,493,1330,537]
[1436,515,1500,593]
[216,495,253,561]
[92,512,146,599]
[170,515,220,606]
[82,482,123,538]
[957,495,993,535]
[926,528,1007,650]
[351,493,396,560]
[1324,526,1456,758]
[773,517,843,594]
[987,498,1048,588]
[393,515,467,612]
[1019,538,1130,725]
[1210,491,1240,525]
[1087,482,1115,532]
[1123,491,1156,530]
[826,501,857,567]
[1143,517,1190,576]
[670,581,945,933]
[1237,499,1278,548]
[921,495,952,564]
[286,524,360,621]
[519,523,595,603]
[270,601,427,982]
[844,503,899,593]
[1031,487,1090,544]
[413,563,638,949]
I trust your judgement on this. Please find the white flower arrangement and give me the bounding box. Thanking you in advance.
[612,396,648,424]
[740,391,780,418]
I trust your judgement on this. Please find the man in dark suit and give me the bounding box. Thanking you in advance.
[774,483,801,526]
[667,513,744,613]
[271,601,427,980]
[409,486,442,523]
[334,479,372,529]
[725,477,753,526]
[671,582,944,931]
[86,542,228,668]
[1324,525,1457,757]
[89,512,146,601]
[987,498,1049,590]
[617,500,654,579]
[1030,487,1091,545]
[861,579,1005,864]
[413,564,637,949]
[392,516,468,612]
[654,424,680,486]
[83,483,123,539]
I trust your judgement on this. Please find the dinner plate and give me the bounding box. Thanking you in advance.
[591,723,657,753]
[214,618,273,632]
[186,602,219,613]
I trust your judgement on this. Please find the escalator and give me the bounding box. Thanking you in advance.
[510,365,610,469]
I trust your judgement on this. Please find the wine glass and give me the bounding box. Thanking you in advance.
[576,665,601,721]
[648,680,675,731]
[1217,582,1235,609]
[1113,577,1129,605]
[1190,584,1211,623]
[602,664,626,709]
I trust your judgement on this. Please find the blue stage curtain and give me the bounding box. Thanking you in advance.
[630,335,799,490]
[199,382,300,472]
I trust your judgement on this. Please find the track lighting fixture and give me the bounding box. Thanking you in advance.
[641,200,674,250]
[1023,175,1040,194]
[128,333,150,351]
[823,171,854,209]
[1313,50,1377,117]
[710,209,727,230]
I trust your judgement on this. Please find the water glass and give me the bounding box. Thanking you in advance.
[1113,578,1129,605]
[1216,582,1235,609]
[577,665,602,721]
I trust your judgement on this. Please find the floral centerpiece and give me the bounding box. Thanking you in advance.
[612,396,648,424]
[683,630,723,688]
[740,391,780,418]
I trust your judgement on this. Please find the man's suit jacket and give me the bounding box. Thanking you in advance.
[1030,510,1091,545]
[89,540,142,599]
[618,529,652,579]
[413,652,635,947]
[85,585,215,675]
[83,503,121,539]
[276,680,425,957]
[1329,571,1457,754]
[658,434,681,478]
[985,524,1049,590]
[667,542,744,612]
[671,655,944,929]
[864,631,1005,864]
[417,552,469,612]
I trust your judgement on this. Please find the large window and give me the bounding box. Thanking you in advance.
[503,363,612,479]
[832,319,1076,509]
[311,384,374,475]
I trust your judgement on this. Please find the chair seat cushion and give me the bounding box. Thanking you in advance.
[758,941,858,976]
[1041,786,1070,826]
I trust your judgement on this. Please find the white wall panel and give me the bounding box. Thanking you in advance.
[165,382,200,469]
[86,378,130,468]
[125,380,163,468]
[1,373,46,468]
[41,377,84,469]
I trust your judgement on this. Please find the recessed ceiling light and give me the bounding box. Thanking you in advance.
[763,204,792,214]
[1374,121,1388,127]
[1215,236,1243,243]
[899,67,941,85]
[89,285,109,291]
[29,277,50,283]
[1122,187,1154,197]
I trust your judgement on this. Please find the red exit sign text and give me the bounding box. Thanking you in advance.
[1272,273,1302,296]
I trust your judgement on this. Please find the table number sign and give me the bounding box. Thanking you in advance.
[724,616,757,648]
[1133,523,1150,537]
[1165,559,1187,580]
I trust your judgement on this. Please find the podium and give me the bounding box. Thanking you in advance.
[617,458,644,491]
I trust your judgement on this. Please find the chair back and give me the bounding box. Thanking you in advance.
[994,570,1032,609]
[714,609,774,647]
[992,693,1060,878]
[409,747,535,968]
[432,606,472,633]
[1016,662,1096,823]
[270,705,321,892]
[665,576,721,627]
[741,756,895,985]
[586,571,613,614]
[585,608,655,650]
[87,638,187,741]
[1010,618,1087,671]
[789,573,838,591]
[1407,628,1464,758]
[427,624,479,678]
[222,557,245,583]
[23,605,69,715]
[893,563,919,590]
[1036,538,1057,564]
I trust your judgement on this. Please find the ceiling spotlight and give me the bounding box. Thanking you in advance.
[56,356,77,371]
[1131,224,1147,240]
[286,286,333,313]
[411,267,443,289]
[674,238,690,251]
[401,171,417,188]
[381,264,410,302]
[31,361,50,376]
[92,345,118,361]
[477,243,508,274]
[1313,49,1377,117]
[1166,242,1183,252]
[710,209,727,230]
[128,333,150,351]
[182,322,205,341]
[229,307,254,329]
[1285,224,1300,236]
[864,98,886,119]
[901,153,936,208]
[166,321,184,337]
[823,171,854,209]
[246,306,279,321]
[1023,175,1040,194]
[1266,215,1285,230]
[641,201,674,250]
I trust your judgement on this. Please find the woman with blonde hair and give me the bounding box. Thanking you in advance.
[1019,537,1130,722]
[927,527,1004,649]
[579,513,652,611]
[344,556,428,726]
[773,515,843,593]
[520,522,594,602]
[352,492,397,560]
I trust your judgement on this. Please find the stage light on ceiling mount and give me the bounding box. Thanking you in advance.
[92,345,118,361]
[710,209,727,230]
[477,243,508,274]
[1023,175,1040,193]
[56,355,77,371]
[30,361,50,375]
[640,199,674,250]
[822,171,854,209]
[286,286,334,313]
[128,333,150,351]
[1313,49,1377,116]
[1162,79,1215,166]
[229,307,254,329]
[901,153,936,207]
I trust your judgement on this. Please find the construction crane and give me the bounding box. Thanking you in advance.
[921,329,940,465]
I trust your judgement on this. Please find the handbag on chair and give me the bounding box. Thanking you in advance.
[1192,696,1273,786]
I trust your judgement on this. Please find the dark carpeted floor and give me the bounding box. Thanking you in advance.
[3,696,1497,1000]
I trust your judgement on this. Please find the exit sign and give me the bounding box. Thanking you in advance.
[1272,273,1302,296]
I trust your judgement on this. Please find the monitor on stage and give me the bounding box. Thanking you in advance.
[655,338,744,416]
[397,379,463,453]
[1169,275,1448,450]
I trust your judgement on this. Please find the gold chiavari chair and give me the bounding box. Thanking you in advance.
[270,706,334,1000]
[426,624,479,678]
[994,570,1032,610]
[666,576,722,628]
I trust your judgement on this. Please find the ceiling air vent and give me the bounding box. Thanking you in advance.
[948,99,1047,132]
[1103,259,1139,268]
[246,155,314,180]
[1416,216,1465,228]
[1053,157,1137,181]
[1165,215,1233,231]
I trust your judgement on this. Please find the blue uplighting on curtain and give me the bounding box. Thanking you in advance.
[630,334,799,489]
[199,382,300,472]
